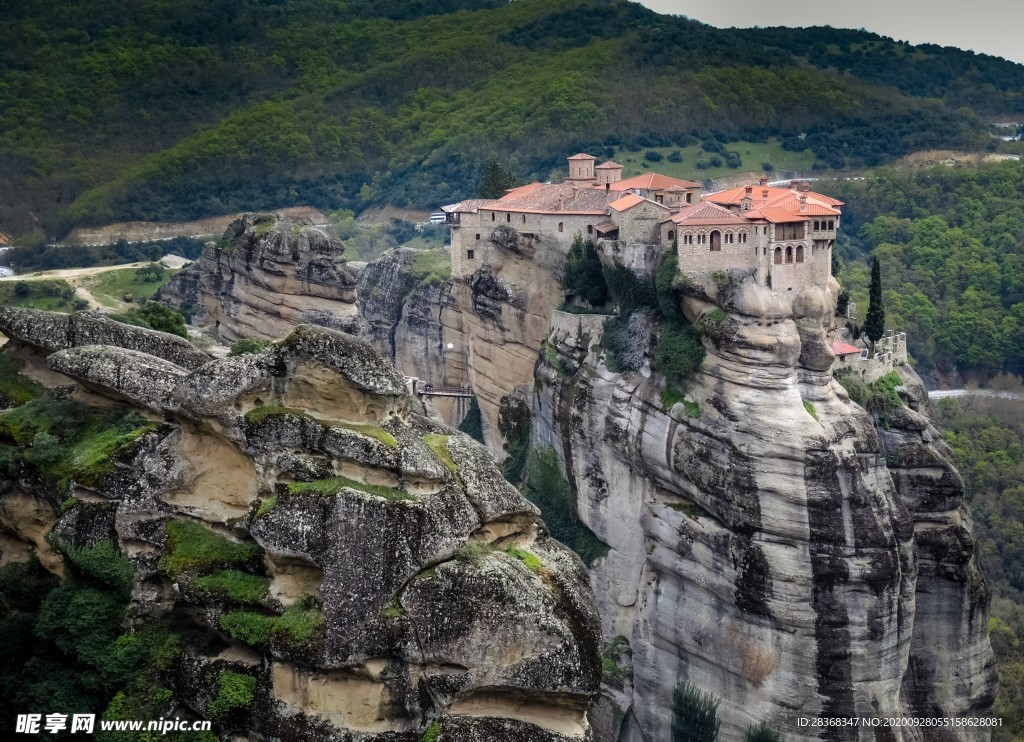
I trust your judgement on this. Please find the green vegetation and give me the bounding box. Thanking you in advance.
[229,338,272,356]
[2,0,1013,242]
[206,670,256,720]
[420,721,442,742]
[654,322,706,391]
[254,497,277,519]
[112,301,188,337]
[288,475,412,502]
[191,570,268,605]
[4,238,206,274]
[802,400,817,419]
[667,501,709,522]
[83,265,178,308]
[0,279,82,312]
[380,598,406,619]
[410,249,452,287]
[53,538,135,599]
[672,681,721,742]
[0,392,156,487]
[932,387,1024,738]
[833,370,903,415]
[334,422,399,448]
[745,722,785,742]
[159,520,261,578]
[244,405,309,424]
[505,547,543,574]
[683,400,701,419]
[660,387,686,411]
[0,355,44,405]
[601,635,632,683]
[455,541,495,566]
[612,139,817,181]
[828,161,1024,375]
[523,446,608,566]
[458,395,485,443]
[424,433,458,474]
[563,236,608,307]
[220,597,325,651]
[479,161,519,199]
[864,257,886,353]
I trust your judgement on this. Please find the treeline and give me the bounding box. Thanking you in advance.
[1,237,206,272]
[2,0,1020,241]
[827,161,1024,375]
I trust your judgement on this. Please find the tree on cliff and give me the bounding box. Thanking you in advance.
[865,256,885,355]
[479,162,518,199]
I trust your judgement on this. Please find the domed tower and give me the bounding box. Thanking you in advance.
[595,160,623,186]
[566,153,597,182]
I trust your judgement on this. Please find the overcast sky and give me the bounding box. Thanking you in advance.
[637,1,1024,64]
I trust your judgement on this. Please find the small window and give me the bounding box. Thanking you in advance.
[506,213,511,222]
[587,225,593,235]
[668,230,675,241]
[828,220,834,230]
[786,246,793,263]
[796,245,805,263]
[774,247,782,264]
[558,222,564,233]
[656,194,664,204]
[475,233,480,240]
[522,214,527,224]
[491,213,495,221]
[467,249,475,260]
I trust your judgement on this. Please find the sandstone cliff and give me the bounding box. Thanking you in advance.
[158,212,360,342]
[0,307,601,740]
[533,275,995,741]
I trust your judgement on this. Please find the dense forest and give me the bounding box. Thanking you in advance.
[827,161,1024,377]
[3,0,1023,241]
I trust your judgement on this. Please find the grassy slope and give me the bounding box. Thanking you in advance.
[3,0,1023,239]
[82,267,180,308]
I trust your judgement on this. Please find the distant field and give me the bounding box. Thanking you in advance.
[608,139,820,182]
[82,265,179,308]
[0,279,81,312]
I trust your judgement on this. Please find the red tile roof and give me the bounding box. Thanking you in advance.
[595,161,623,169]
[595,221,618,233]
[671,201,750,227]
[479,183,612,215]
[707,184,843,210]
[441,199,497,214]
[743,207,809,223]
[610,173,702,192]
[832,340,862,356]
[498,182,545,202]
[567,152,597,160]
[608,194,645,212]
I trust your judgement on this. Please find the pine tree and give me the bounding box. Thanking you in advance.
[864,256,885,355]
[479,162,518,199]
[671,682,720,742]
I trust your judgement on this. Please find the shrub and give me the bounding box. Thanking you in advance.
[455,541,493,566]
[505,547,543,573]
[220,598,324,650]
[524,446,608,566]
[229,338,271,356]
[671,681,720,742]
[112,301,187,337]
[668,150,683,163]
[206,670,256,720]
[644,150,663,162]
[602,310,652,373]
[694,308,727,348]
[655,253,684,323]
[745,722,784,742]
[654,322,706,389]
[603,265,656,314]
[421,722,441,742]
[54,538,135,599]
[563,236,608,307]
[761,162,774,172]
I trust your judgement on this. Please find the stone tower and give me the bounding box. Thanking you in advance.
[566,153,597,181]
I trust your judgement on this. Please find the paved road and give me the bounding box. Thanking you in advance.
[928,389,1024,400]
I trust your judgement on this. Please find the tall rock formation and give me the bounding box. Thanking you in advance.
[158,212,360,341]
[0,308,602,740]
[533,275,995,741]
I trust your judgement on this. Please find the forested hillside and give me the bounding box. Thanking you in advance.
[828,161,1024,377]
[3,0,1023,241]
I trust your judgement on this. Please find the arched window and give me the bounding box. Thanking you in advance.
[587,225,593,235]
[710,230,721,251]
[522,214,527,224]
[558,222,564,233]
[506,213,511,222]
[785,246,793,263]
[796,245,805,263]
[491,213,495,221]
[668,230,675,241]
[774,247,782,264]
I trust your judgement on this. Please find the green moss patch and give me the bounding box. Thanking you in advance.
[52,537,134,599]
[332,422,398,448]
[254,496,277,518]
[0,355,44,405]
[803,400,818,419]
[220,598,324,650]
[206,670,256,720]
[159,520,261,578]
[287,475,412,502]
[191,570,268,605]
[505,547,543,574]
[423,434,458,474]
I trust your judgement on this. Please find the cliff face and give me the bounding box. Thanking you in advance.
[532,276,995,741]
[0,307,601,740]
[358,249,470,427]
[158,213,360,342]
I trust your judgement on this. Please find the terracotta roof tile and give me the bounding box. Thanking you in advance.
[480,183,611,215]
[608,194,645,212]
[708,184,844,209]
[671,202,750,226]
[498,182,545,201]
[595,161,623,169]
[567,152,597,160]
[610,173,702,192]
[832,340,862,355]
[746,206,809,223]
[441,199,497,213]
[595,221,618,233]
